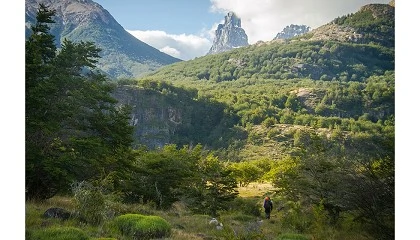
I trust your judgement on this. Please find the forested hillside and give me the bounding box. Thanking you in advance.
[134,3,395,156]
[131,3,395,239]
[26,3,394,240]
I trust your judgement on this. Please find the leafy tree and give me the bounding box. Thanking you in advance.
[340,132,394,239]
[25,4,134,200]
[274,129,394,237]
[189,154,238,216]
[230,161,261,187]
[124,144,202,208]
[285,94,300,111]
[274,131,353,224]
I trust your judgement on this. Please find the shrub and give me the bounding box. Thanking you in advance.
[263,117,277,128]
[279,201,311,233]
[71,181,106,225]
[232,197,261,217]
[114,214,171,239]
[30,227,89,240]
[230,212,257,222]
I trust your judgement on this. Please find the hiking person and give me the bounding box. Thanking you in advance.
[263,196,273,219]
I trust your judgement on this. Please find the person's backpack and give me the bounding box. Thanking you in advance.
[264,200,271,209]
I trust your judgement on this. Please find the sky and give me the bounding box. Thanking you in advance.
[94,0,391,60]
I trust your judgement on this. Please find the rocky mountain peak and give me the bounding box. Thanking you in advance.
[25,0,180,79]
[273,24,311,40]
[224,11,241,28]
[207,11,248,55]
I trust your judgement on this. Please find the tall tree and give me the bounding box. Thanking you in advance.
[125,144,202,208]
[273,130,394,238]
[25,4,134,200]
[194,154,239,216]
[26,3,62,200]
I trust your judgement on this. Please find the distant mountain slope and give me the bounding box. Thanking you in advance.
[25,0,181,79]
[145,3,394,83]
[304,3,394,48]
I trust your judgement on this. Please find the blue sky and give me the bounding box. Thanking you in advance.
[94,0,392,60]
[94,0,224,35]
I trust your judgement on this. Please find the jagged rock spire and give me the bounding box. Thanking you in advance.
[273,24,311,40]
[207,11,248,55]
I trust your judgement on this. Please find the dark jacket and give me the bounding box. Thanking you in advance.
[264,199,273,212]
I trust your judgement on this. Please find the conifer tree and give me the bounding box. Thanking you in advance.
[25,4,134,200]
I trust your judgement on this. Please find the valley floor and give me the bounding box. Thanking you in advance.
[25,182,373,240]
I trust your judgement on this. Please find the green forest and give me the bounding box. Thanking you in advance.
[25,4,394,240]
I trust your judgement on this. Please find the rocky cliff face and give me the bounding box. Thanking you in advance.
[25,0,181,79]
[112,85,228,149]
[273,24,310,40]
[112,86,183,148]
[207,12,249,55]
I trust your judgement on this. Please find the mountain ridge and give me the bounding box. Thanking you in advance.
[301,3,395,47]
[25,0,182,79]
[145,3,394,83]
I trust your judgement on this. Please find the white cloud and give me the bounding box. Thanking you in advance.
[127,30,212,60]
[159,46,181,58]
[210,0,391,43]
[200,20,224,42]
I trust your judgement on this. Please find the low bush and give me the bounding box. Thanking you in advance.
[114,214,171,239]
[29,227,89,240]
[231,197,261,217]
[230,212,257,222]
[72,181,106,225]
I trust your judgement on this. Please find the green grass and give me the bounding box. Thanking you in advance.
[92,238,117,240]
[28,227,89,240]
[277,233,311,240]
[26,195,376,240]
[237,182,275,198]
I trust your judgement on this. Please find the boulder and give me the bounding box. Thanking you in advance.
[43,207,71,220]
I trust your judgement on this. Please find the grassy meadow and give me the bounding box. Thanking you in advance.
[25,182,371,240]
